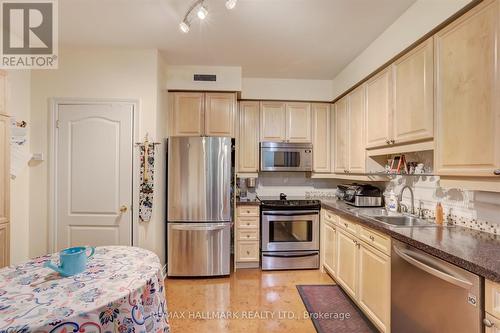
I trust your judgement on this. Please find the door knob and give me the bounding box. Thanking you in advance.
[119,205,128,213]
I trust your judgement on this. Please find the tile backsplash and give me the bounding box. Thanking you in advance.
[386,175,500,235]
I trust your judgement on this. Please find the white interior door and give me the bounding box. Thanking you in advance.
[56,102,133,250]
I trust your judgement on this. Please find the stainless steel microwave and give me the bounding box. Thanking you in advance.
[260,142,313,172]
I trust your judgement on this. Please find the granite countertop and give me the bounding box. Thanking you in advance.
[321,199,500,282]
[235,199,261,206]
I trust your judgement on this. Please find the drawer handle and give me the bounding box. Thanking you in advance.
[246,251,250,255]
[483,318,495,328]
[344,223,348,228]
[246,222,250,226]
[246,235,250,238]
[494,169,500,176]
[369,235,375,241]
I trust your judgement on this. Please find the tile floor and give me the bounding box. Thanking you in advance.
[165,268,334,332]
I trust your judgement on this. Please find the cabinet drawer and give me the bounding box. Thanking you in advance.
[485,313,500,333]
[336,216,359,236]
[359,226,391,255]
[236,216,259,229]
[236,241,259,262]
[486,279,500,319]
[237,229,259,241]
[237,206,260,217]
[323,210,337,224]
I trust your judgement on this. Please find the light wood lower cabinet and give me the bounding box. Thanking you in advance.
[336,228,359,299]
[235,206,260,269]
[322,221,336,276]
[486,279,500,331]
[321,209,391,333]
[358,242,391,333]
[485,313,500,333]
[237,101,260,173]
[0,222,9,268]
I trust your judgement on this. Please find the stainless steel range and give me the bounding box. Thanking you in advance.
[260,195,320,270]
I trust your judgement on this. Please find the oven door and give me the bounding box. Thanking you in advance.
[261,210,319,251]
[260,146,312,172]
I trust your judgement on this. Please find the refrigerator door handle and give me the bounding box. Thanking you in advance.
[393,245,473,289]
[170,225,227,232]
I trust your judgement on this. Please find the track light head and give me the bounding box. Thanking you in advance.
[197,5,208,20]
[179,21,190,33]
[225,0,237,10]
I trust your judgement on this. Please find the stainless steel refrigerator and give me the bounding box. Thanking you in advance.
[167,137,232,277]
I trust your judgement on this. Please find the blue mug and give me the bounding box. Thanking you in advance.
[44,246,95,277]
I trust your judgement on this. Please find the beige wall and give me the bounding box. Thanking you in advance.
[6,69,31,264]
[30,47,167,262]
[241,78,333,101]
[331,0,473,99]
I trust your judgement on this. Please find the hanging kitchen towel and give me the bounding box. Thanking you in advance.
[139,143,155,222]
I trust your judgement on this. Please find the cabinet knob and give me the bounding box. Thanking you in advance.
[246,235,250,238]
[369,235,375,241]
[344,223,348,228]
[246,210,250,213]
[494,169,500,175]
[246,251,250,255]
[483,318,495,328]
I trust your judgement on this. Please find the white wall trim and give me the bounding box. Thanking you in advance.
[48,98,140,252]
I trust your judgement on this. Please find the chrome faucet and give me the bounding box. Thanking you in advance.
[398,185,415,215]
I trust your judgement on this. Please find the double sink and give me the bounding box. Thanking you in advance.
[350,207,447,228]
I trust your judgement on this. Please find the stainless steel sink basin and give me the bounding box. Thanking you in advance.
[355,208,400,217]
[371,215,438,227]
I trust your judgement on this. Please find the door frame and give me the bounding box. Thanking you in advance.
[48,98,140,252]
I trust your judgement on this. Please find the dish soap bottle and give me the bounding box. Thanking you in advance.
[435,202,444,225]
[387,190,398,212]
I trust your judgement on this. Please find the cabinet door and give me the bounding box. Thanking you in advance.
[238,101,260,173]
[260,101,286,141]
[0,115,9,224]
[323,222,336,276]
[348,85,366,173]
[358,243,391,333]
[334,97,348,173]
[286,102,311,142]
[205,92,236,137]
[0,223,9,268]
[365,68,392,148]
[393,37,434,144]
[485,313,500,333]
[170,92,204,136]
[312,103,330,173]
[336,229,358,299]
[435,0,500,176]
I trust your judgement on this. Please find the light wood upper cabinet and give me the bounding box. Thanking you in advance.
[238,101,260,173]
[312,103,330,173]
[0,115,9,225]
[334,97,348,173]
[435,0,500,176]
[393,37,434,144]
[169,92,236,137]
[170,92,204,136]
[348,86,366,173]
[358,243,391,333]
[336,228,358,299]
[205,93,236,137]
[323,221,337,276]
[286,102,311,142]
[260,101,312,143]
[365,67,392,149]
[260,101,286,141]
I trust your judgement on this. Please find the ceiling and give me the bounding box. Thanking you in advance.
[59,0,416,79]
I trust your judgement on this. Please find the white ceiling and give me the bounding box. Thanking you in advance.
[60,0,416,79]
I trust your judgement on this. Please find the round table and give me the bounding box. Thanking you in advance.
[0,246,170,333]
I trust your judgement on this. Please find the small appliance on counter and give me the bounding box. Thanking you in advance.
[336,183,382,207]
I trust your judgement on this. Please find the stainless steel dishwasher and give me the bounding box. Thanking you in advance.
[391,240,483,333]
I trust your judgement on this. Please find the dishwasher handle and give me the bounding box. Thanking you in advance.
[393,245,473,290]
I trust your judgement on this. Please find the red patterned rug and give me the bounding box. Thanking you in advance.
[297,285,378,333]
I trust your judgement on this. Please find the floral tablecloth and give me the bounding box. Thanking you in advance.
[0,246,170,333]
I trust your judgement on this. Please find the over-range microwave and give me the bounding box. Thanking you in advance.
[260,142,313,172]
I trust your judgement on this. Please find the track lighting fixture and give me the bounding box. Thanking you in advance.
[179,0,236,34]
